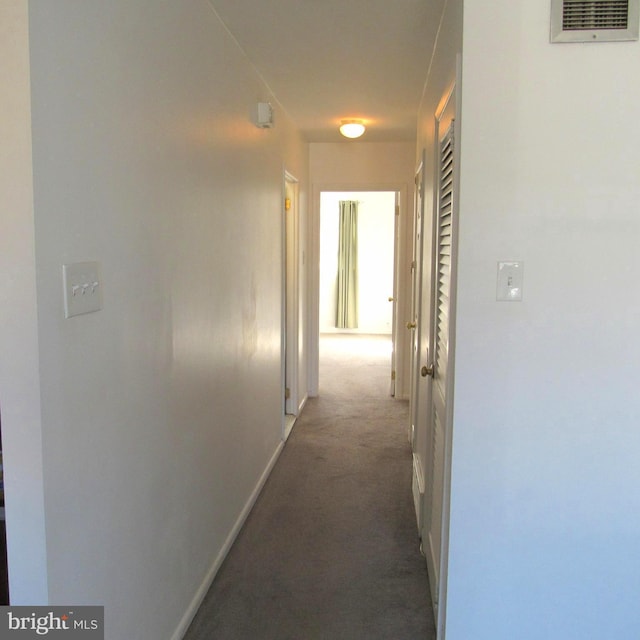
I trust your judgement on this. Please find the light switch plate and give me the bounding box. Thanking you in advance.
[497,261,523,302]
[63,262,102,318]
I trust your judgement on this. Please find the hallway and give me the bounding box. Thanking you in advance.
[184,334,434,639]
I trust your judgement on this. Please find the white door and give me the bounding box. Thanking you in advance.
[409,155,428,534]
[420,86,458,631]
[389,192,401,397]
[408,155,425,449]
[284,174,299,436]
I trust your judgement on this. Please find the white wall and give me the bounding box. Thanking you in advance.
[0,0,48,603]
[310,142,415,397]
[320,192,395,334]
[4,2,309,638]
[444,1,640,638]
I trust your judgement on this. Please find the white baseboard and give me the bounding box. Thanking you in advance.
[427,531,440,618]
[284,414,296,440]
[412,454,424,534]
[170,441,285,640]
[297,393,308,415]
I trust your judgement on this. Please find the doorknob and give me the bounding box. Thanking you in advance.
[421,364,434,378]
[388,297,394,302]
[406,321,416,329]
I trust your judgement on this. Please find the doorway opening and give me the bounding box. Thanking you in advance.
[318,191,398,394]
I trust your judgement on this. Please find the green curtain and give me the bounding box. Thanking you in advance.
[336,200,359,328]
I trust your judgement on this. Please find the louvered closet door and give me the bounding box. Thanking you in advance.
[410,156,425,452]
[434,127,454,400]
[426,120,456,616]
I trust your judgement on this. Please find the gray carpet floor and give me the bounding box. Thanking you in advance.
[183,334,435,639]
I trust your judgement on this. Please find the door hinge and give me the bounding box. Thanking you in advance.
[391,370,396,381]
[395,205,400,216]
[285,387,291,399]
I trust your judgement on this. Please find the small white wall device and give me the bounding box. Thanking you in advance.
[252,102,274,128]
[496,261,524,302]
[63,261,103,318]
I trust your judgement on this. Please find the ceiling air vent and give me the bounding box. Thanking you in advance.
[551,0,640,42]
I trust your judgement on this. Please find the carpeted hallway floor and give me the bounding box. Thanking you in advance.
[183,334,435,639]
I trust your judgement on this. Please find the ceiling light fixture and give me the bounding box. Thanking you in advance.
[339,119,366,139]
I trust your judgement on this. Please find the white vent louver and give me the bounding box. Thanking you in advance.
[551,0,639,41]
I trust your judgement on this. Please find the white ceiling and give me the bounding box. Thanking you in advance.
[209,0,444,142]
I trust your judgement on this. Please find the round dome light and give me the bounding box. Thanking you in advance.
[339,119,366,139]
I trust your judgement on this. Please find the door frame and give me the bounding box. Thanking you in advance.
[282,170,299,440]
[308,182,410,398]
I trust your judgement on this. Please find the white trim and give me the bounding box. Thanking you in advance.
[283,169,300,438]
[427,530,440,612]
[284,415,296,440]
[170,441,285,640]
[412,453,425,532]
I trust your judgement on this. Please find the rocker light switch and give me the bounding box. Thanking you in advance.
[497,261,523,301]
[63,262,102,318]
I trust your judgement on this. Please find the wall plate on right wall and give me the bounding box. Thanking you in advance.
[496,262,524,302]
[550,0,640,43]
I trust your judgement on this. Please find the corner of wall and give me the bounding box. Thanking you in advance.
[0,0,49,604]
